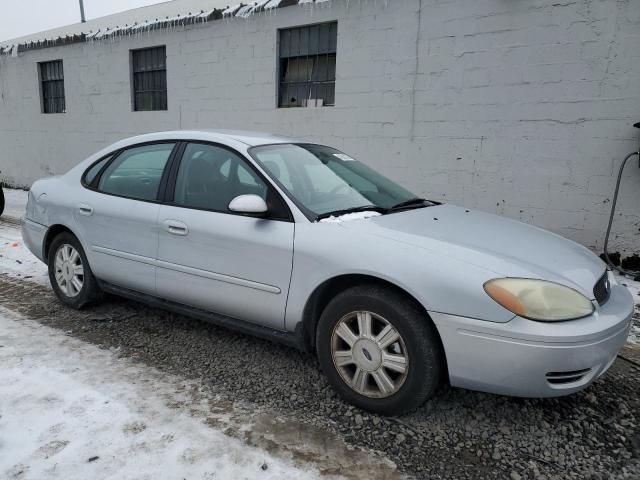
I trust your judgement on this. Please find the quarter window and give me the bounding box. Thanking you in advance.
[131,46,168,111]
[98,143,175,201]
[173,143,267,211]
[83,156,111,186]
[278,22,337,108]
[39,60,65,114]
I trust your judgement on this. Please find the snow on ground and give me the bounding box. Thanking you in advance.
[0,308,325,480]
[2,188,28,221]
[618,274,640,344]
[0,220,49,285]
[1,188,48,284]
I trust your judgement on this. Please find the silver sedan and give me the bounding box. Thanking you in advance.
[22,130,635,415]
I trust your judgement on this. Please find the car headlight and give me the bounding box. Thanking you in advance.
[483,278,594,321]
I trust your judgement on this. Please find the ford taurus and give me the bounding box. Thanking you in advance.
[22,130,635,415]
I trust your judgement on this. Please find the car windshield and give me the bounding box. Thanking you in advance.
[249,143,421,219]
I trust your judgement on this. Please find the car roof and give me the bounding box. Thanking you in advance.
[119,129,300,148]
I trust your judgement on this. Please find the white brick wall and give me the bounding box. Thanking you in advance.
[1,0,639,255]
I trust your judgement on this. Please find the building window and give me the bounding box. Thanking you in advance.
[39,60,65,114]
[278,22,337,108]
[131,46,167,111]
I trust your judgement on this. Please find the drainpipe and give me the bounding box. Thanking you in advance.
[79,0,86,23]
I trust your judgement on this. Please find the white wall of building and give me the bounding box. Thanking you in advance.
[1,0,639,255]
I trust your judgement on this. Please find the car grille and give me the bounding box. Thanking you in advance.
[593,272,611,306]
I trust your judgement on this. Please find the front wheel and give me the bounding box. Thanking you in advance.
[48,232,101,309]
[0,186,4,217]
[316,285,444,415]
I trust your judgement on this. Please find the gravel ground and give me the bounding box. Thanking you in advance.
[0,276,638,480]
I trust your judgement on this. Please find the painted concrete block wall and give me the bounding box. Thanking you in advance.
[0,0,639,255]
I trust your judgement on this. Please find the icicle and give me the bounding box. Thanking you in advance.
[264,0,282,9]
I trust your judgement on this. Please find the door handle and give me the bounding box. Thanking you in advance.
[163,220,188,236]
[78,204,93,216]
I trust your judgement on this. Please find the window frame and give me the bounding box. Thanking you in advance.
[38,59,66,114]
[130,45,168,112]
[81,140,181,205]
[164,141,293,222]
[277,21,337,109]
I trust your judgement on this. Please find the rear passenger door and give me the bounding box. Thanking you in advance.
[156,142,294,330]
[75,142,176,295]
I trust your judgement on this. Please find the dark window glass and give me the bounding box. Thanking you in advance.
[131,46,167,111]
[98,143,174,200]
[83,156,111,185]
[279,22,337,108]
[40,60,65,114]
[173,143,267,211]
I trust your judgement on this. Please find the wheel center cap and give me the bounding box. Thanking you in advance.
[62,262,73,280]
[353,339,382,372]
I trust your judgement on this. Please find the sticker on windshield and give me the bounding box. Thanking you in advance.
[333,153,355,161]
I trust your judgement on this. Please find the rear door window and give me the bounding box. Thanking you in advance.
[98,143,175,201]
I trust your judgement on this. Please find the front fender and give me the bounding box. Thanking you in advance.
[284,222,515,332]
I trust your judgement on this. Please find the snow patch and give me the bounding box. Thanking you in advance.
[2,187,28,220]
[319,211,382,223]
[0,222,49,286]
[264,0,284,9]
[617,273,640,344]
[0,310,321,479]
[223,4,242,17]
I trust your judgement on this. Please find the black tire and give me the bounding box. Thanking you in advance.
[316,284,444,416]
[0,186,4,217]
[48,232,102,309]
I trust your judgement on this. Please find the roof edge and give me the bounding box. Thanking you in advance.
[0,0,331,56]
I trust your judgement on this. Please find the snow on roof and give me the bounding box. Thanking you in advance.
[0,0,335,55]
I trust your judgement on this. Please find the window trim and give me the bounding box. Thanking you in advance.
[81,140,181,205]
[130,45,168,112]
[38,59,66,114]
[277,21,338,109]
[163,140,293,222]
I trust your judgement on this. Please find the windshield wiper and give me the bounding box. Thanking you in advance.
[315,205,385,221]
[388,198,432,211]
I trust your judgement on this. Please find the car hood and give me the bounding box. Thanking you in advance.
[340,204,605,299]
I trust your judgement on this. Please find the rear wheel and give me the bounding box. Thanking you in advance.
[48,232,101,309]
[0,186,4,217]
[316,285,444,415]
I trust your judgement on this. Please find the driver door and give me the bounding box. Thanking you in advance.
[155,142,294,330]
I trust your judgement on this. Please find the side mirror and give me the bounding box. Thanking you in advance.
[228,194,268,215]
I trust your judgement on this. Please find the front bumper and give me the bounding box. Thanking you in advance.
[432,277,634,397]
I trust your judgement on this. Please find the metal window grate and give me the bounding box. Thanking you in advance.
[278,22,337,108]
[132,46,167,111]
[40,60,65,114]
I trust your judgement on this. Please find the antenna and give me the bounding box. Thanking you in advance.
[79,0,86,23]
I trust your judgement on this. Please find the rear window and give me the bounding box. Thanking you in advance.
[97,143,175,201]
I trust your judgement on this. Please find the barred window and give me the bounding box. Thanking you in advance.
[278,22,337,108]
[131,46,167,111]
[39,60,65,114]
